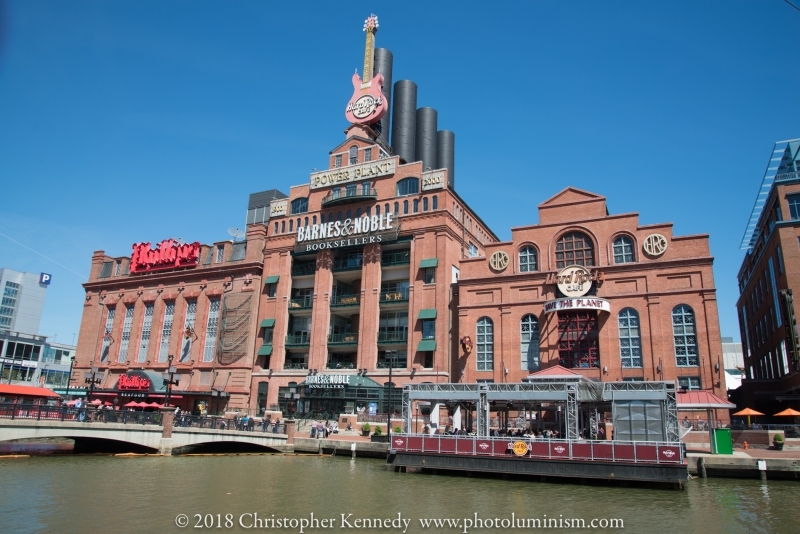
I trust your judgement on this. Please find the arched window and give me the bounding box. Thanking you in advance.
[519,246,537,272]
[338,211,342,221]
[432,196,438,210]
[356,208,362,217]
[423,197,429,211]
[273,222,278,234]
[555,231,594,268]
[366,207,371,216]
[521,314,540,371]
[673,305,698,366]
[304,217,309,227]
[347,210,352,219]
[281,221,286,233]
[385,203,389,214]
[397,177,419,196]
[413,199,419,213]
[394,202,399,215]
[312,215,317,225]
[296,218,300,229]
[613,235,634,264]
[403,200,409,214]
[290,198,308,214]
[477,317,494,371]
[328,213,333,223]
[289,220,293,232]
[376,205,380,216]
[349,145,358,165]
[618,308,642,368]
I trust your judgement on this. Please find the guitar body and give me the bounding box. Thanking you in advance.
[345,72,387,124]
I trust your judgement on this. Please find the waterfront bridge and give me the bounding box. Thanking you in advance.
[0,408,290,455]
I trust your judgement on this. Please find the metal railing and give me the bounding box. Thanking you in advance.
[377,331,408,343]
[332,258,363,272]
[0,404,162,425]
[289,296,313,309]
[291,262,316,276]
[379,289,409,303]
[377,359,407,369]
[328,333,358,345]
[286,333,311,346]
[381,250,410,266]
[283,361,309,370]
[391,433,684,465]
[321,187,378,207]
[330,294,360,307]
[174,414,286,434]
[326,361,356,369]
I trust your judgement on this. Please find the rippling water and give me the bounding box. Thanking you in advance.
[0,454,798,534]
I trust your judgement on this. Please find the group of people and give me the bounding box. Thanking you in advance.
[309,420,338,438]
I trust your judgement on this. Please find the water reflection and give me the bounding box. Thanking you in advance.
[0,455,798,534]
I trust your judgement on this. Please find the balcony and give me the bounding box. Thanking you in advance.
[285,333,311,347]
[377,358,407,369]
[283,361,308,370]
[381,250,410,267]
[332,257,363,272]
[292,262,316,277]
[289,296,313,310]
[321,187,378,208]
[379,288,409,304]
[326,359,356,370]
[330,294,360,307]
[377,331,408,344]
[328,333,359,345]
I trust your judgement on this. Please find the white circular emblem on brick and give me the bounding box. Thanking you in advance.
[643,234,668,257]
[489,251,509,272]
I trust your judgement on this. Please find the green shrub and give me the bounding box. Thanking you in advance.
[362,423,371,431]
[394,426,403,433]
[774,433,784,442]
[373,426,383,435]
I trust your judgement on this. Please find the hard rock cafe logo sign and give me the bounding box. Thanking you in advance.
[130,239,201,274]
[347,94,385,121]
[662,449,676,458]
[511,441,530,457]
[545,265,603,298]
[117,374,151,391]
[344,14,388,125]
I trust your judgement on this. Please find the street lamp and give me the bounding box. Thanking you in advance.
[84,365,101,403]
[162,355,180,407]
[385,350,398,445]
[64,354,75,399]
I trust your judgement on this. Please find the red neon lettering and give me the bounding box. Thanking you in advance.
[130,240,201,273]
[117,375,151,390]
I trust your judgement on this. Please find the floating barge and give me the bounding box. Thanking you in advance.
[386,378,688,487]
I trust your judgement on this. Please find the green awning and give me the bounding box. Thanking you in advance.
[260,318,276,328]
[417,339,437,351]
[264,275,279,284]
[418,309,437,320]
[258,345,273,356]
[419,258,438,268]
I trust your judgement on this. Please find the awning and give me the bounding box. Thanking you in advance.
[264,275,279,284]
[419,258,438,268]
[417,339,437,351]
[260,318,276,328]
[676,391,736,409]
[418,309,437,320]
[258,345,273,356]
[0,384,61,398]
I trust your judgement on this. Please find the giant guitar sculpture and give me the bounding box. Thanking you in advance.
[345,14,388,125]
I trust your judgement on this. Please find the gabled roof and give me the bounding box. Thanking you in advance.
[538,187,606,208]
[525,365,584,381]
[676,390,736,409]
[328,133,378,155]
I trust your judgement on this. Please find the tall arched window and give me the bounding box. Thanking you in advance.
[385,203,390,214]
[423,197,429,211]
[673,305,698,366]
[477,317,494,371]
[618,308,642,368]
[555,231,594,268]
[328,213,333,223]
[521,314,540,371]
[312,215,317,225]
[356,208,361,217]
[338,211,342,221]
[273,222,278,234]
[613,235,634,264]
[347,210,352,219]
[376,205,380,216]
[349,145,358,165]
[304,217,309,226]
[519,246,538,272]
[290,198,308,214]
[397,177,419,196]
[432,196,438,210]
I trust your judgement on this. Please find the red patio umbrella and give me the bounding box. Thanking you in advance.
[123,401,142,408]
[89,399,102,406]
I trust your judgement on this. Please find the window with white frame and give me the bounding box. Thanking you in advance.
[520,314,540,371]
[613,235,635,264]
[100,307,115,362]
[158,302,175,362]
[137,303,154,363]
[117,305,134,363]
[215,245,225,263]
[476,317,494,371]
[203,298,220,362]
[349,145,358,165]
[618,308,642,368]
[335,154,342,167]
[179,299,197,363]
[677,377,701,390]
[519,246,537,272]
[673,305,698,366]
[364,148,372,162]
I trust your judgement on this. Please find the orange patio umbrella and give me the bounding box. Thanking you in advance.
[733,407,764,426]
[774,408,800,417]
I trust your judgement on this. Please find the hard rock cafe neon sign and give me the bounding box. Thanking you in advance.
[344,14,388,125]
[130,239,201,274]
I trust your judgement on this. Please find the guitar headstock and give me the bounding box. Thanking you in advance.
[363,14,379,34]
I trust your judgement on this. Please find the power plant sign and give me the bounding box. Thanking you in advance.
[345,14,388,125]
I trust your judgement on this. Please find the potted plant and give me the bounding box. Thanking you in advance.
[773,433,785,451]
[361,423,371,437]
[394,426,403,433]
[370,425,388,443]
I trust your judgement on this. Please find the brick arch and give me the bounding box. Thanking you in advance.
[608,231,638,264]
[546,226,599,271]
[515,241,540,274]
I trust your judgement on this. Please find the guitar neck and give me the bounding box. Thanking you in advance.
[362,30,375,84]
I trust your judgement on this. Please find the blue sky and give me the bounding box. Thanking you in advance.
[1,1,799,346]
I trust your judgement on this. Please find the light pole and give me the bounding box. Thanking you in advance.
[162,355,180,407]
[64,354,74,399]
[385,350,397,445]
[84,365,101,403]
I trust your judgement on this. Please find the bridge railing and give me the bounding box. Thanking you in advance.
[173,415,286,434]
[0,404,162,425]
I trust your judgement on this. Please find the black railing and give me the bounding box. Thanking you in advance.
[291,262,316,276]
[378,331,408,344]
[379,288,409,303]
[328,333,358,345]
[330,294,360,307]
[283,361,309,370]
[326,361,356,369]
[381,250,410,266]
[173,414,286,434]
[321,187,378,208]
[377,359,407,369]
[332,257,363,272]
[286,333,311,346]
[0,404,163,425]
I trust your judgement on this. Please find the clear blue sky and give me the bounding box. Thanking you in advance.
[2,1,799,346]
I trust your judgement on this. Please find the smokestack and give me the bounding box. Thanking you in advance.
[436,130,455,189]
[373,48,393,146]
[391,80,417,164]
[415,107,438,172]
